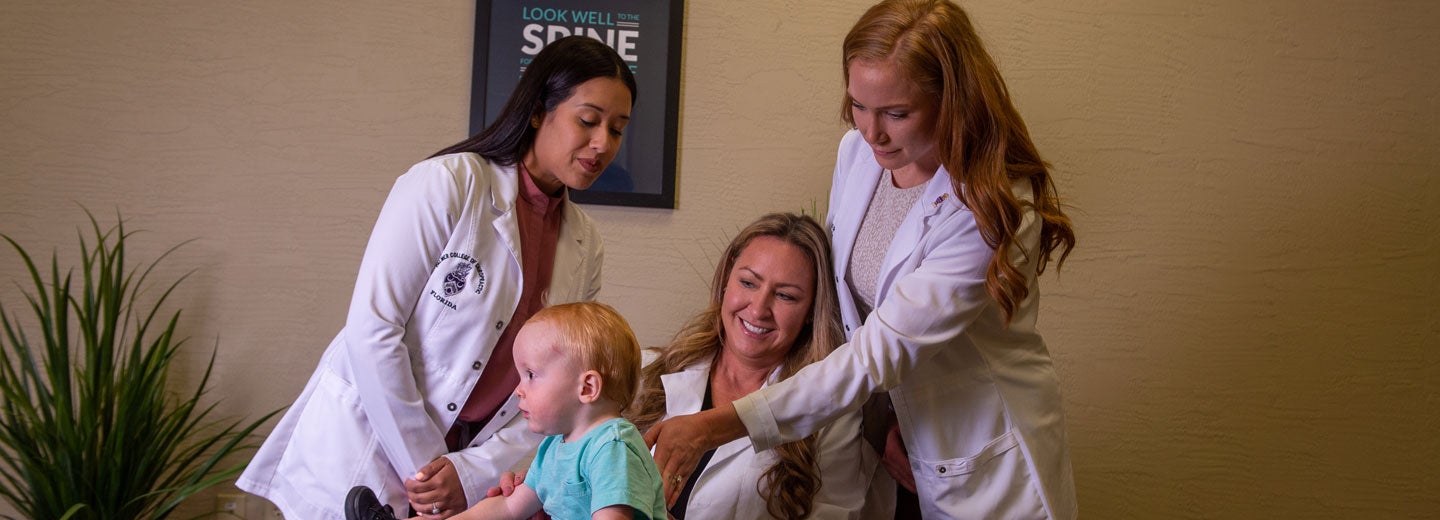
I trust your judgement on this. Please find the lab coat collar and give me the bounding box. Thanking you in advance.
[872,168,961,302]
[483,158,582,270]
[487,159,520,214]
[485,160,522,266]
[660,361,711,418]
[658,357,781,469]
[888,166,961,255]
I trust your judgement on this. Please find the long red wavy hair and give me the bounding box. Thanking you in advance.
[841,0,1075,321]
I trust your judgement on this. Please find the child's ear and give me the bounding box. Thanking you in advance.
[578,370,604,404]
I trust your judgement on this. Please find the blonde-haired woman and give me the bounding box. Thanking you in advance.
[629,213,876,519]
[647,1,1078,518]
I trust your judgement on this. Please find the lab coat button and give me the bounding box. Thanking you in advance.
[495,321,504,330]
[500,411,507,417]
[938,466,947,474]
[447,403,457,411]
[472,361,482,370]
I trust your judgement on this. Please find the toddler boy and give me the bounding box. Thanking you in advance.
[347,302,665,520]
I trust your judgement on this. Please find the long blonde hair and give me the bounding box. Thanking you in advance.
[841,0,1076,321]
[626,213,844,520]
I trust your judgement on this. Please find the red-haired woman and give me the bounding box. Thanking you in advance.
[647,1,1078,518]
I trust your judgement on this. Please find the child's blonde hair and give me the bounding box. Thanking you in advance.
[529,302,641,412]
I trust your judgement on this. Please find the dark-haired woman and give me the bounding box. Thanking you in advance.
[239,36,635,520]
[646,1,1078,518]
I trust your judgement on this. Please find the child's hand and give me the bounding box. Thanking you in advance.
[406,456,465,517]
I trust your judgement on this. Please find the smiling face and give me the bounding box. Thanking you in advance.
[719,236,817,368]
[523,76,633,195]
[512,320,583,438]
[847,58,941,185]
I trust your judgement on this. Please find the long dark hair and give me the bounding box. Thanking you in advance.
[431,36,637,164]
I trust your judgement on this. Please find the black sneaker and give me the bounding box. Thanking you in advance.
[345,486,399,520]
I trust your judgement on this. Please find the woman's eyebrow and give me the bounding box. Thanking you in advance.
[579,102,631,121]
[738,266,806,290]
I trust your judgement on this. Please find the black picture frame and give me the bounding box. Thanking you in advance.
[470,0,683,208]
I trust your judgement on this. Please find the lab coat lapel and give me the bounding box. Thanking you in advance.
[706,435,752,470]
[660,362,710,418]
[548,192,586,302]
[874,168,959,301]
[657,360,753,470]
[706,364,787,468]
[488,163,522,271]
[831,160,883,286]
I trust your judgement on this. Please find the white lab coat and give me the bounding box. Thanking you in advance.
[238,153,604,520]
[656,358,876,520]
[734,130,1077,519]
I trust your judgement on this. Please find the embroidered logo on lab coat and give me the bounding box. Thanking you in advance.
[430,252,484,310]
[443,262,471,297]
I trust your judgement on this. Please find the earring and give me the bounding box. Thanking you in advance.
[530,117,540,129]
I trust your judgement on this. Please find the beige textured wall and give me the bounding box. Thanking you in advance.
[2,1,1436,518]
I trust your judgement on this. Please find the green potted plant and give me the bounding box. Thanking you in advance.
[0,212,279,519]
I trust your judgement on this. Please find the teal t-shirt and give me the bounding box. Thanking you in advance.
[523,418,666,520]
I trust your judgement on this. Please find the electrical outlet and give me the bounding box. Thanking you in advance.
[215,492,247,518]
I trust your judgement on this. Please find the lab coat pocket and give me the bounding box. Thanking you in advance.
[274,368,391,499]
[930,429,1018,479]
[916,430,1046,519]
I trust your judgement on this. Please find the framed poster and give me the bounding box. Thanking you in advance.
[470,0,683,208]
